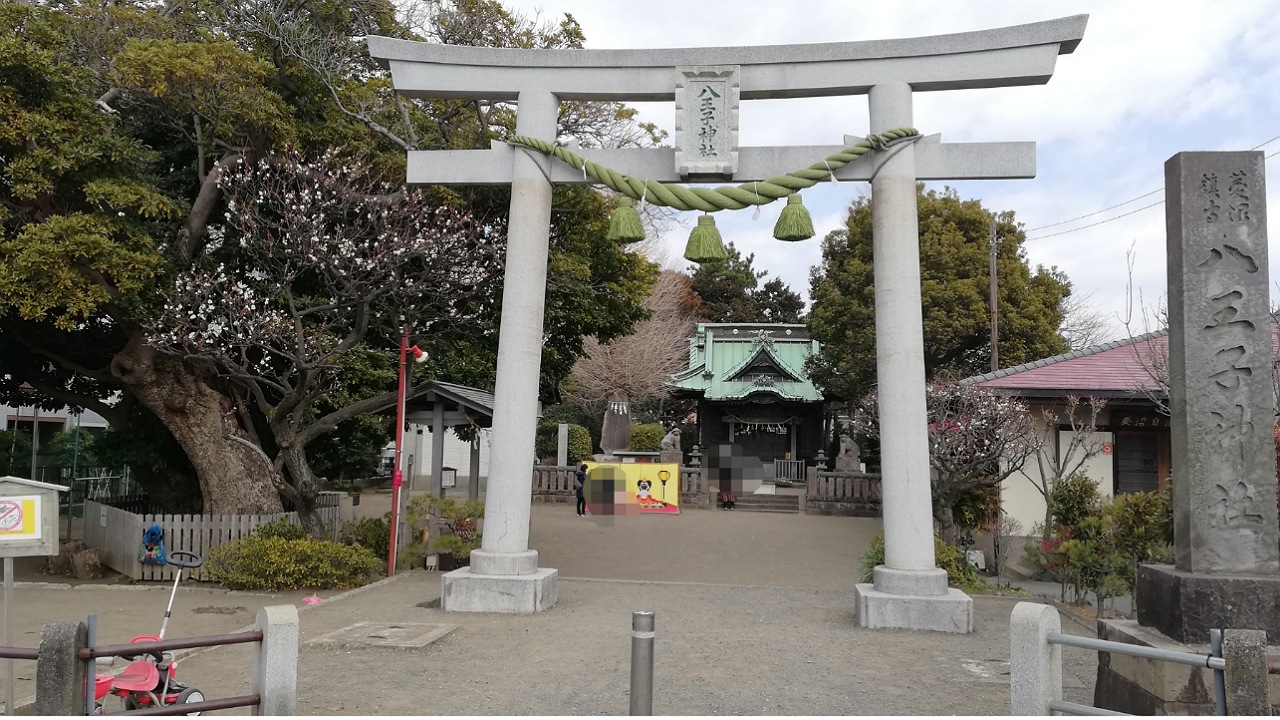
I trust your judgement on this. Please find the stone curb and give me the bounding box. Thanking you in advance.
[15,581,311,599]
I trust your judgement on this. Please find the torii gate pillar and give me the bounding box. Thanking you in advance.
[856,81,971,630]
[370,14,1087,624]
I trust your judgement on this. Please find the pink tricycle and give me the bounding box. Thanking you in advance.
[94,550,206,714]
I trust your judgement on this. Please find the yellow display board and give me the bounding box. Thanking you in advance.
[0,495,42,543]
[583,463,680,515]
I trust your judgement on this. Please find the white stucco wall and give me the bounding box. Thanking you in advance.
[1001,407,1113,534]
[396,426,491,483]
[2,404,110,430]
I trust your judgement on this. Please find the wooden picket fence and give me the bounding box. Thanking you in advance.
[83,495,341,582]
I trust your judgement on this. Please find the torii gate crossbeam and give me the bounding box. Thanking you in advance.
[369,15,1086,629]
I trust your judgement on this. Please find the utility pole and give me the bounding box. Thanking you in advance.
[989,218,1000,372]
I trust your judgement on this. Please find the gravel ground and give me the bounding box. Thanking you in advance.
[156,502,1098,715]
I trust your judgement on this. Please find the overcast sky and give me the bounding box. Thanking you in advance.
[496,0,1280,343]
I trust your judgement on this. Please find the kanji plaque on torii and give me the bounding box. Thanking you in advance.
[674,65,739,178]
[368,14,1086,629]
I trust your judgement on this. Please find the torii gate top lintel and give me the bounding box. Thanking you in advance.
[367,14,1086,101]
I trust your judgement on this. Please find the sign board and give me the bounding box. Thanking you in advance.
[582,463,681,515]
[674,65,740,178]
[0,476,68,557]
[441,467,457,489]
[0,496,41,541]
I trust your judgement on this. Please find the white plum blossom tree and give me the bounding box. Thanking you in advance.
[150,149,503,532]
[854,378,1036,541]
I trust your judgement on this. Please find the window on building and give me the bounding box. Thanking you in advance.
[1114,430,1168,495]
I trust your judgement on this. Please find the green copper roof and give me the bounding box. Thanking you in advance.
[668,323,824,403]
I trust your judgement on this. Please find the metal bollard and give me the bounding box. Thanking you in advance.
[629,611,655,716]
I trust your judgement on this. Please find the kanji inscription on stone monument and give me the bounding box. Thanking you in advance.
[1165,151,1276,574]
[674,66,739,178]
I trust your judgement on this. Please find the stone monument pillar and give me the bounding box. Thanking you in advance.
[440,90,559,613]
[1135,151,1277,641]
[600,391,631,458]
[1096,151,1277,715]
[852,82,973,633]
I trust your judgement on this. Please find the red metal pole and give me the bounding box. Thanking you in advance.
[388,323,408,577]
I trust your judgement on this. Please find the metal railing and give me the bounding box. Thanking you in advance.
[1010,602,1235,716]
[772,459,805,484]
[84,623,266,716]
[5,605,297,715]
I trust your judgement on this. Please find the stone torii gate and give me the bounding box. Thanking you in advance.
[368,14,1086,629]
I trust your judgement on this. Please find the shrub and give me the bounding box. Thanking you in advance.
[1108,489,1172,562]
[1027,485,1175,611]
[406,495,485,560]
[629,423,665,452]
[1048,473,1099,534]
[207,536,380,591]
[535,421,594,464]
[952,485,1000,536]
[340,515,391,561]
[566,424,592,464]
[859,531,982,592]
[253,518,307,541]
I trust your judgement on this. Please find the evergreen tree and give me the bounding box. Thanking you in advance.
[691,243,804,323]
[807,186,1071,403]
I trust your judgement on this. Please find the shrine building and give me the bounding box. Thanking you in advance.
[668,323,825,481]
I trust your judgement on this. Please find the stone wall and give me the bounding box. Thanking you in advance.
[1094,618,1280,713]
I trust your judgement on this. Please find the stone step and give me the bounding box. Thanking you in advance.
[726,495,801,513]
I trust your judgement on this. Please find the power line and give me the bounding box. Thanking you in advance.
[1025,188,1161,232]
[1027,200,1165,241]
[1024,138,1280,242]
[1252,133,1280,151]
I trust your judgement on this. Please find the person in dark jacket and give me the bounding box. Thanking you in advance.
[575,463,588,516]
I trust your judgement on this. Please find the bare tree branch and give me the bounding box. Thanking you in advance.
[564,270,696,414]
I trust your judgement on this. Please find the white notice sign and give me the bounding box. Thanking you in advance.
[0,495,41,543]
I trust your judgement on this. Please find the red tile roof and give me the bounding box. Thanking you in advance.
[967,332,1167,397]
[967,324,1280,399]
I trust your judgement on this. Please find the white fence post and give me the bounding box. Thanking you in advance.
[1010,601,1062,716]
[253,604,299,716]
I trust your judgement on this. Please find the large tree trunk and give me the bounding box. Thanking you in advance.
[933,499,958,546]
[111,338,283,514]
[274,433,324,537]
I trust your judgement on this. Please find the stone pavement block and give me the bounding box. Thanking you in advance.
[307,621,456,650]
